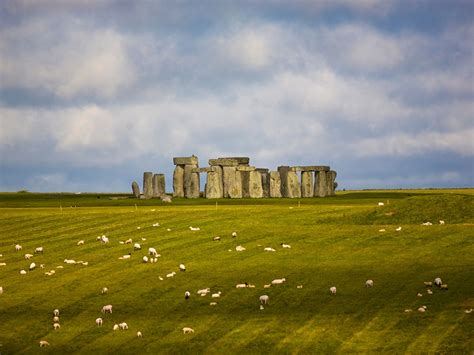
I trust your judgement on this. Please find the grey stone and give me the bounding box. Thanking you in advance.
[241,171,250,198]
[131,181,140,198]
[269,171,282,198]
[219,157,250,164]
[222,166,234,197]
[173,155,198,165]
[256,168,269,173]
[301,171,314,198]
[209,158,238,167]
[314,170,328,197]
[249,171,263,198]
[160,194,172,203]
[153,174,166,197]
[205,169,223,199]
[143,172,153,199]
[173,165,185,197]
[277,166,291,197]
[291,166,330,172]
[259,170,270,197]
[236,166,256,172]
[286,171,301,198]
[224,167,242,198]
[184,164,200,198]
[327,170,337,196]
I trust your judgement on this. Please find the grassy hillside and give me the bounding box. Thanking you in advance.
[0,191,472,353]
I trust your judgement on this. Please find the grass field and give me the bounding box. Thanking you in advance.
[0,190,473,354]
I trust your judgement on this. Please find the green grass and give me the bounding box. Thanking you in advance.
[0,190,473,354]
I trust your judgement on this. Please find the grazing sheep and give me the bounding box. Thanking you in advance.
[77,240,84,246]
[35,247,44,253]
[212,292,222,298]
[53,309,59,317]
[53,323,60,330]
[439,220,445,225]
[441,284,448,290]
[427,289,433,294]
[330,286,337,295]
[421,222,433,226]
[53,316,59,322]
[152,223,160,227]
[465,309,472,314]
[102,305,113,314]
[24,253,33,260]
[134,243,141,251]
[29,262,36,270]
[39,340,50,347]
[379,229,386,232]
[264,247,276,252]
[143,256,149,263]
[417,293,423,297]
[137,331,143,338]
[183,327,194,334]
[0,286,3,294]
[260,304,264,310]
[424,281,433,287]
[119,322,128,330]
[20,270,27,275]
[189,226,200,231]
[96,318,103,326]
[100,235,109,244]
[378,202,384,206]
[119,253,131,260]
[113,324,119,331]
[0,262,6,266]
[137,227,141,230]
[148,247,159,257]
[102,287,108,294]
[297,285,303,289]
[125,239,132,244]
[232,232,237,238]
[179,264,186,272]
[185,291,190,299]
[210,302,217,306]
[259,295,269,305]
[166,272,176,278]
[418,307,426,313]
[15,244,22,251]
[197,288,210,295]
[235,245,246,252]
[434,277,442,287]
[271,278,286,285]
[236,283,248,288]
[281,243,291,248]
[264,284,271,288]
[64,259,76,264]
[395,226,402,231]
[213,236,221,241]
[366,280,374,287]
[404,309,412,313]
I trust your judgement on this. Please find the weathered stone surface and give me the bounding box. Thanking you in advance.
[277,166,291,197]
[249,171,263,198]
[223,167,242,198]
[205,169,223,199]
[241,171,250,198]
[184,164,200,198]
[219,157,250,164]
[256,168,269,173]
[173,155,198,165]
[286,171,301,198]
[160,194,172,203]
[291,166,330,172]
[327,170,337,196]
[209,159,238,167]
[314,170,328,197]
[131,181,140,198]
[301,171,314,198]
[259,170,270,198]
[192,167,212,173]
[143,172,153,199]
[153,174,166,197]
[236,166,256,172]
[269,171,282,198]
[173,165,185,197]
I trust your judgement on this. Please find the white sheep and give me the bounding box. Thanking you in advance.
[0,286,3,294]
[24,253,33,259]
[439,220,445,225]
[379,229,386,232]
[259,295,269,305]
[235,283,248,288]
[421,222,433,226]
[113,324,119,331]
[0,262,6,266]
[15,244,22,251]
[427,289,433,294]
[281,243,291,248]
[395,226,402,231]
[213,236,221,241]
[20,270,27,275]
[143,256,149,263]
[102,304,113,314]
[235,245,246,252]
[39,340,50,347]
[424,281,433,287]
[232,232,237,238]
[166,272,176,278]
[441,284,448,290]
[366,280,374,287]
[53,316,59,322]
[134,243,141,250]
[96,317,103,326]
[179,264,186,272]
[53,309,59,316]
[152,223,160,227]
[378,202,384,206]
[29,262,36,270]
[210,302,217,306]
[183,327,194,334]
[77,240,84,246]
[119,254,131,260]
[102,287,108,294]
[64,259,76,264]
[119,322,128,330]
[330,286,337,295]
[417,293,423,297]
[197,288,210,295]
[137,331,143,338]
[434,277,442,287]
[189,226,200,231]
[264,247,276,252]
[297,285,303,289]
[271,278,286,285]
[53,323,60,330]
[148,247,158,257]
[35,247,44,253]
[100,235,109,244]
[185,291,191,299]
[211,292,222,298]
[465,308,473,314]
[125,238,132,244]
[264,284,271,288]
[418,307,426,313]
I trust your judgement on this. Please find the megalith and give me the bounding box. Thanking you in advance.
[205,167,223,199]
[143,172,153,199]
[277,166,291,197]
[327,170,337,196]
[286,171,301,198]
[269,171,282,198]
[173,165,185,197]
[301,171,314,198]
[184,164,200,198]
[131,181,140,198]
[227,169,243,198]
[153,174,166,197]
[249,170,263,198]
[257,168,270,198]
[314,170,328,197]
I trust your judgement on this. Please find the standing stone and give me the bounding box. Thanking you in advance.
[327,170,337,196]
[249,171,263,198]
[227,168,243,198]
[257,169,270,198]
[241,171,250,198]
[173,165,185,197]
[278,166,291,197]
[269,171,282,198]
[301,171,314,198]
[131,181,140,198]
[223,166,235,198]
[286,171,301,198]
[205,168,223,199]
[153,174,165,197]
[314,170,328,197]
[184,164,200,198]
[143,172,153,199]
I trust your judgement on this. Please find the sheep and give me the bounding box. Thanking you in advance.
[185,291,191,299]
[427,289,433,294]
[330,286,337,295]
[421,222,432,226]
[465,309,473,314]
[142,238,146,241]
[64,259,76,264]
[96,317,103,326]
[152,223,160,227]
[125,238,132,244]
[259,295,269,305]
[439,220,445,225]
[102,287,108,294]
[179,264,186,272]
[39,340,50,347]
[20,270,27,275]
[271,278,286,285]
[189,226,200,231]
[119,253,131,260]
[0,286,3,294]
[35,247,44,253]
[137,331,143,338]
[100,235,109,244]
[29,262,36,270]
[133,243,141,251]
[260,304,264,310]
[395,226,402,231]
[137,227,141,230]
[77,240,84,246]
[379,229,386,232]
[418,307,426,313]
[53,309,59,317]
[281,243,291,248]
[441,284,448,290]
[0,262,6,266]
[210,302,217,306]
[183,327,194,334]
[102,305,113,314]
[40,264,44,269]
[378,202,384,206]
[166,272,176,278]
[417,293,423,297]
[366,280,374,287]
[197,288,210,295]
[236,283,248,288]
[424,281,433,287]
[53,323,60,330]
[15,244,22,251]
[264,284,271,288]
[119,322,128,330]
[434,277,442,287]
[212,292,222,298]
[297,285,303,289]
[113,324,119,331]
[53,316,59,322]
[235,245,246,252]
[232,232,237,238]
[24,253,33,260]
[264,247,276,252]
[404,309,412,313]
[143,256,149,263]
[213,236,221,241]
[148,247,159,257]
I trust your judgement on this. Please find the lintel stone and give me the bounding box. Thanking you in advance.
[236,166,256,172]
[173,156,198,165]
[291,166,330,172]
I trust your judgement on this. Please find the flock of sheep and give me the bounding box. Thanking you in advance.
[1,212,470,349]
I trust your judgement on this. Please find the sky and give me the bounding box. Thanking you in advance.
[0,0,473,192]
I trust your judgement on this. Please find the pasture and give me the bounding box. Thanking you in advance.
[0,190,473,353]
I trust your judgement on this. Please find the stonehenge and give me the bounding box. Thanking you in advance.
[132,155,337,200]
